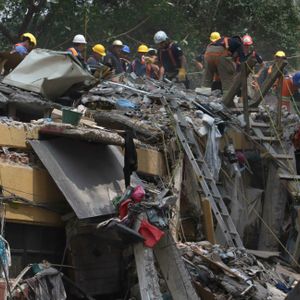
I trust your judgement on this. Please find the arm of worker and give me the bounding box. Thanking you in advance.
[159,65,165,80]
[178,54,187,81]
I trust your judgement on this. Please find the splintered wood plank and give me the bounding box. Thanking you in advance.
[154,231,200,300]
[201,198,216,244]
[133,214,162,300]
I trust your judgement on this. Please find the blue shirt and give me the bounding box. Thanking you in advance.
[14,43,28,56]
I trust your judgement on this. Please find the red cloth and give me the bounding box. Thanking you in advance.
[131,185,145,202]
[292,128,300,150]
[119,199,133,219]
[138,220,164,248]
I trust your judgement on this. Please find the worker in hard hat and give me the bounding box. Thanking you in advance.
[87,44,106,74]
[203,32,246,96]
[241,34,265,93]
[128,44,149,76]
[12,32,37,56]
[103,40,124,75]
[67,34,87,65]
[87,44,106,66]
[120,45,131,72]
[153,30,189,88]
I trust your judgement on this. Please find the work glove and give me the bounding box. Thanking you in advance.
[178,68,187,81]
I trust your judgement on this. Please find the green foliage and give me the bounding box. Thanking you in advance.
[0,0,299,63]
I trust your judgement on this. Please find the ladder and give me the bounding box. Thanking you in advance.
[163,98,244,248]
[249,121,300,199]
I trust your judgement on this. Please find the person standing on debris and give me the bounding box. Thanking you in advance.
[120,45,131,72]
[87,44,106,68]
[103,40,124,75]
[153,30,189,88]
[203,32,246,96]
[128,44,149,76]
[87,44,112,79]
[145,48,160,80]
[12,33,37,56]
[67,34,87,65]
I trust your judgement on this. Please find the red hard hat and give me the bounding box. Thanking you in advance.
[242,34,253,46]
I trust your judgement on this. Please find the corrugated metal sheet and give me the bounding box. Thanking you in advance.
[3,48,94,99]
[30,138,124,219]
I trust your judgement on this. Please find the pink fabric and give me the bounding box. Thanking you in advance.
[138,219,164,248]
[131,185,145,202]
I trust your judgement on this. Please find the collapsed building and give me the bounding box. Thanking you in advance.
[0,49,297,299]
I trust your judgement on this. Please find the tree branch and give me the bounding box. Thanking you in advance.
[0,23,17,43]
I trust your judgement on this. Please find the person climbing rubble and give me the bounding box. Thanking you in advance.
[87,44,106,70]
[120,44,131,72]
[67,34,87,66]
[203,32,246,96]
[0,32,37,74]
[87,44,112,79]
[12,32,37,57]
[103,39,124,75]
[154,30,189,88]
[128,44,149,76]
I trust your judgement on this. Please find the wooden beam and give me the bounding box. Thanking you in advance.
[223,56,257,107]
[241,62,250,133]
[4,203,62,226]
[0,161,64,203]
[0,122,39,148]
[133,214,162,300]
[118,146,166,176]
[169,159,183,242]
[250,59,288,107]
[154,231,200,300]
[201,198,216,244]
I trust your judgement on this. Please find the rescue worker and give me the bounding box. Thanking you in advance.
[257,51,287,88]
[128,44,149,77]
[103,40,124,75]
[0,32,37,74]
[87,44,106,75]
[241,34,265,94]
[199,32,223,91]
[13,32,37,56]
[153,30,188,88]
[120,45,131,72]
[203,32,246,96]
[67,34,87,65]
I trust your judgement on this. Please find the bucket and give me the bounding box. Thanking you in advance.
[62,109,82,126]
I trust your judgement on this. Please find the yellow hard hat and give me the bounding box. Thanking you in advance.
[210,32,221,42]
[22,32,37,46]
[92,44,106,56]
[274,50,286,58]
[137,44,149,53]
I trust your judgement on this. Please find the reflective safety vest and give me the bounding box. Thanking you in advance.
[204,37,231,59]
[67,47,79,57]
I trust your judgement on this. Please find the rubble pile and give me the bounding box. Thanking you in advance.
[179,241,299,299]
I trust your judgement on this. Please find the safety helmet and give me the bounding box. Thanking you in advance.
[122,45,130,54]
[22,33,37,46]
[274,50,286,58]
[210,32,221,42]
[92,44,106,56]
[112,40,123,46]
[154,31,168,44]
[73,34,87,44]
[242,34,253,46]
[137,44,149,53]
[147,48,158,55]
[293,72,300,87]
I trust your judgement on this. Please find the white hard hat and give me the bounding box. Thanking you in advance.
[72,34,87,44]
[112,40,123,46]
[154,31,168,44]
